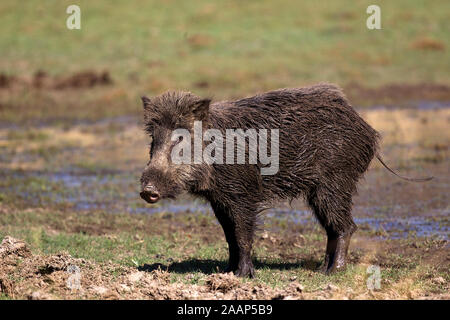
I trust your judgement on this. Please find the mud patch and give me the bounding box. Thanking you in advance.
[0,73,16,88]
[410,37,445,51]
[346,83,450,105]
[53,71,113,89]
[267,209,449,240]
[0,70,113,90]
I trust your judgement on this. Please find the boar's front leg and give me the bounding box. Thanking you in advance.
[211,201,255,278]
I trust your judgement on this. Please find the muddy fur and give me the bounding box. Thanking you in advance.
[140,83,380,277]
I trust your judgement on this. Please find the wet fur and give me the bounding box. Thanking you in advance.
[141,83,380,276]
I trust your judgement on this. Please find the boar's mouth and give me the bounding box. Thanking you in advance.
[140,190,178,204]
[140,191,160,204]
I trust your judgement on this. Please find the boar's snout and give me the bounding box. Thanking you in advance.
[140,184,161,203]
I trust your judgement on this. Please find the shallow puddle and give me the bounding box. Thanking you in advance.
[267,208,448,240]
[1,170,448,240]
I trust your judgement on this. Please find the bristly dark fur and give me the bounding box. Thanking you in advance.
[140,83,380,277]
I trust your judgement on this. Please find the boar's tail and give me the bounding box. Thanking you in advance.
[376,154,433,182]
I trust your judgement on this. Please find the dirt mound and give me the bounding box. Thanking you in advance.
[0,70,113,90]
[0,236,446,300]
[0,73,16,88]
[345,83,450,104]
[0,236,308,300]
[38,253,87,274]
[53,71,113,89]
[206,272,240,292]
[0,236,31,258]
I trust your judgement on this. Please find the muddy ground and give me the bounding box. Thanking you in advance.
[0,79,449,300]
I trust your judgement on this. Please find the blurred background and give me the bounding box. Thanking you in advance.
[0,1,449,296]
[0,0,449,123]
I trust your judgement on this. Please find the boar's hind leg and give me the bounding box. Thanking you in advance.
[307,186,357,274]
[211,201,255,278]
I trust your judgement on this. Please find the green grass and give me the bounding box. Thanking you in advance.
[1,208,448,296]
[1,0,449,91]
[0,293,12,300]
[0,1,449,124]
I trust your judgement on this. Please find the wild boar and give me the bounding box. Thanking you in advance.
[139,83,431,277]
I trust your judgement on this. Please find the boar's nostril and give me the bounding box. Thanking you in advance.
[144,185,155,193]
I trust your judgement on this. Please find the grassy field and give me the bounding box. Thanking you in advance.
[0,1,449,300]
[1,0,449,85]
[0,0,449,124]
[0,207,448,300]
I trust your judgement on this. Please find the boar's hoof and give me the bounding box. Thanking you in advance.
[234,261,255,278]
[322,260,347,275]
[319,233,352,275]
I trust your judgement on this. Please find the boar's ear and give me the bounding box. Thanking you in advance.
[141,96,152,109]
[191,98,211,120]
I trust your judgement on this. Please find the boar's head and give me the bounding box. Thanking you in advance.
[139,91,210,203]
